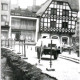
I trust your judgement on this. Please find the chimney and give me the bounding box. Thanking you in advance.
[33,0,36,6]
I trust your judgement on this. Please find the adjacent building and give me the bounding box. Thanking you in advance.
[1,0,79,48]
[72,17,79,54]
[36,0,79,47]
[10,8,39,44]
[1,0,11,39]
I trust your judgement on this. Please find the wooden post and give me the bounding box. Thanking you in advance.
[23,39,28,59]
[50,40,52,68]
[46,39,55,71]
[19,40,20,53]
[69,47,71,54]
[11,39,12,48]
[5,39,6,47]
[24,39,26,57]
[8,39,9,47]
[39,41,42,63]
[1,40,2,47]
[17,40,21,54]
[22,40,23,55]
[77,50,79,57]
[14,40,15,50]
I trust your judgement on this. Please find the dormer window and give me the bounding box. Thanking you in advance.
[51,8,57,15]
[57,1,63,5]
[62,10,69,16]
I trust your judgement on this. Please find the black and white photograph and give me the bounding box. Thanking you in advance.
[1,0,80,80]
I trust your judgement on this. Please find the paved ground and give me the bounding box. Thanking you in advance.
[59,51,80,63]
[20,49,80,80]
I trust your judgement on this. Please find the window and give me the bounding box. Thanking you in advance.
[50,21,56,28]
[43,36,47,38]
[1,15,7,21]
[62,10,69,16]
[1,3,8,10]
[62,38,68,44]
[62,22,68,28]
[52,36,58,39]
[57,1,63,5]
[15,32,21,41]
[51,8,57,15]
[33,21,36,26]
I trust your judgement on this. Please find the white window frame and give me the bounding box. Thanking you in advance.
[1,15,7,21]
[1,3,8,11]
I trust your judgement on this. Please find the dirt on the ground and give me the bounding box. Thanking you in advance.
[1,56,14,80]
[1,48,57,80]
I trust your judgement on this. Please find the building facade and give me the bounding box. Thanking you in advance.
[10,8,39,44]
[1,0,10,39]
[2,0,78,47]
[72,18,79,54]
[36,0,79,47]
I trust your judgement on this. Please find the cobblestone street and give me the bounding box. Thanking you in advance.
[22,49,80,80]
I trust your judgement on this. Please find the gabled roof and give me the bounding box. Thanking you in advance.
[36,0,52,16]
[36,0,79,16]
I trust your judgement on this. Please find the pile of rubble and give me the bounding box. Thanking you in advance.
[1,48,57,80]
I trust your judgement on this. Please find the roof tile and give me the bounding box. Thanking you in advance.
[36,0,79,16]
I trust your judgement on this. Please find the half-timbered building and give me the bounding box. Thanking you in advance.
[36,0,79,47]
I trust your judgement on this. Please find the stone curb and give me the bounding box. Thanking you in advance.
[59,54,80,63]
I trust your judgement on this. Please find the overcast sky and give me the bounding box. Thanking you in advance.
[11,0,47,8]
[11,0,80,17]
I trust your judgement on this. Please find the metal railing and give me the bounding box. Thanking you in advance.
[1,39,36,58]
